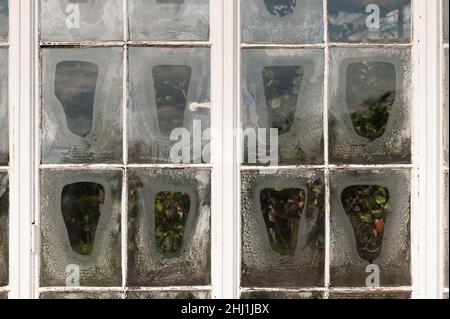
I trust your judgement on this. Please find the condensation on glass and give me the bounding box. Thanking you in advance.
[241,49,324,165]
[127,290,211,299]
[39,0,124,42]
[128,47,210,164]
[241,169,325,288]
[127,168,211,286]
[328,291,411,299]
[40,291,122,299]
[328,0,411,43]
[129,0,210,41]
[330,169,411,287]
[0,172,8,288]
[0,49,7,166]
[41,48,123,164]
[40,169,122,287]
[241,291,324,299]
[328,47,412,164]
[241,0,324,44]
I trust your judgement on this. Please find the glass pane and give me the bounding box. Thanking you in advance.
[127,291,210,299]
[40,170,122,287]
[241,170,325,288]
[328,47,411,164]
[40,291,122,299]
[128,47,210,164]
[40,0,123,42]
[445,172,449,289]
[129,0,209,41]
[328,291,411,299]
[241,49,324,165]
[0,172,8,287]
[127,168,211,286]
[241,291,324,299]
[0,291,7,299]
[328,0,411,43]
[41,48,123,164]
[330,169,411,287]
[0,0,7,42]
[241,0,324,44]
[0,49,7,166]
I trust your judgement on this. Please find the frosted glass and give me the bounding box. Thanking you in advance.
[329,47,411,164]
[127,168,211,286]
[241,0,324,44]
[41,48,123,164]
[242,49,324,165]
[129,0,209,41]
[40,170,122,287]
[330,169,411,287]
[328,0,411,43]
[40,0,123,42]
[241,169,325,288]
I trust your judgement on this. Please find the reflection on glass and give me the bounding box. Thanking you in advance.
[260,188,306,255]
[347,62,396,141]
[241,0,323,44]
[0,0,7,42]
[55,61,99,138]
[129,0,209,41]
[341,185,389,263]
[61,182,105,255]
[0,172,8,287]
[262,66,303,135]
[263,0,296,17]
[153,65,192,138]
[328,0,411,43]
[154,192,190,254]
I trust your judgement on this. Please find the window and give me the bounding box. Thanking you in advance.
[0,0,448,299]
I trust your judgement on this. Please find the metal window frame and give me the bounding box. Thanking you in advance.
[3,0,446,299]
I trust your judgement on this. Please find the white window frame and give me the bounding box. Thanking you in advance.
[3,0,446,299]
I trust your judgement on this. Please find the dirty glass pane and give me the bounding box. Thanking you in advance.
[0,172,8,287]
[241,170,325,288]
[40,291,122,299]
[41,48,123,164]
[444,0,449,43]
[0,0,7,42]
[328,0,411,43]
[127,168,211,286]
[241,291,324,299]
[329,47,411,164]
[128,48,210,164]
[241,0,324,44]
[129,0,209,41]
[329,291,411,299]
[40,0,123,42]
[0,291,7,299]
[330,169,411,287]
[40,170,122,287]
[127,291,210,299]
[0,49,7,166]
[241,49,324,165]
